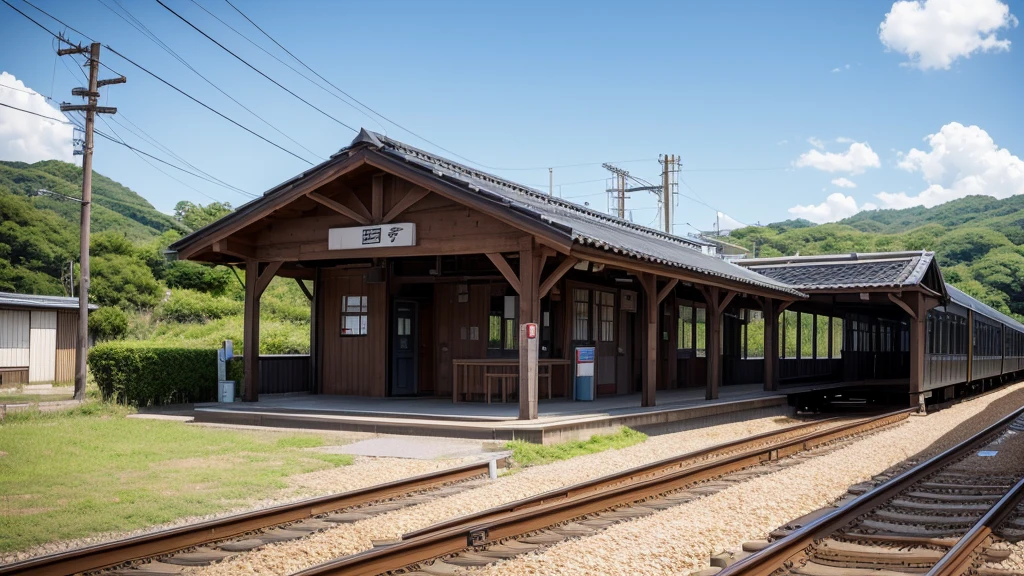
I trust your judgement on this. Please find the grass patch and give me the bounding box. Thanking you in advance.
[0,393,75,404]
[0,404,351,553]
[505,427,647,468]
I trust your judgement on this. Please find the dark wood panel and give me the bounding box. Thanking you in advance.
[319,268,387,396]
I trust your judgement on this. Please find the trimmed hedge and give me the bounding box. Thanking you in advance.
[90,343,219,406]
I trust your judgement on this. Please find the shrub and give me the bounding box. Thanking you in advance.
[90,343,218,406]
[90,253,162,310]
[164,261,232,295]
[156,289,242,323]
[89,306,129,341]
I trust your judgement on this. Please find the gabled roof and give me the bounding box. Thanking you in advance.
[0,292,98,311]
[171,129,804,298]
[735,251,947,299]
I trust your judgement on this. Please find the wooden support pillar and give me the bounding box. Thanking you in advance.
[763,298,778,392]
[906,292,927,411]
[242,260,282,402]
[639,273,658,408]
[700,286,737,401]
[518,243,540,420]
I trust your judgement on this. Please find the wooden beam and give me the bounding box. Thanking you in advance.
[888,293,917,319]
[538,257,578,299]
[256,234,527,262]
[307,192,371,226]
[255,261,283,297]
[371,174,384,223]
[719,290,737,314]
[535,252,550,285]
[486,253,521,294]
[657,278,679,305]
[211,238,255,260]
[295,278,313,301]
[778,300,795,314]
[763,298,778,392]
[382,185,429,223]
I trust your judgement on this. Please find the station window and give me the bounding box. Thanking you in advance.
[573,289,590,341]
[488,295,518,354]
[831,317,843,358]
[695,306,707,357]
[744,309,765,359]
[799,313,814,359]
[678,304,693,350]
[340,295,368,336]
[597,291,615,342]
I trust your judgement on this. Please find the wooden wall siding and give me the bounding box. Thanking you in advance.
[433,282,490,397]
[0,310,30,368]
[28,311,57,383]
[55,310,77,384]
[319,269,387,396]
[260,355,310,394]
[250,175,527,262]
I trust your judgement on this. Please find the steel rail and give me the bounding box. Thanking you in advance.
[926,474,1024,576]
[0,459,503,576]
[295,407,917,576]
[717,404,1024,576]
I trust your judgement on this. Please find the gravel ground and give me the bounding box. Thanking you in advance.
[462,383,1024,576]
[184,415,815,576]
[0,455,465,566]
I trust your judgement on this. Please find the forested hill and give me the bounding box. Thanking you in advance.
[0,160,188,295]
[729,194,1024,318]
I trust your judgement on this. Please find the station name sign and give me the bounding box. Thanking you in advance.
[328,223,417,250]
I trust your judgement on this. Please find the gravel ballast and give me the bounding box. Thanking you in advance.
[466,384,1024,576]
[185,415,814,575]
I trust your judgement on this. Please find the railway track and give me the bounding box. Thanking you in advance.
[717,405,1024,576]
[0,459,502,576]
[287,408,916,576]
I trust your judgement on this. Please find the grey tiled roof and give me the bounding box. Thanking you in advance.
[0,292,97,310]
[736,252,935,290]
[359,131,804,297]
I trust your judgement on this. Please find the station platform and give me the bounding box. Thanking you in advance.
[192,380,902,444]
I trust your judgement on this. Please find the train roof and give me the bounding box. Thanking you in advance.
[945,283,1024,333]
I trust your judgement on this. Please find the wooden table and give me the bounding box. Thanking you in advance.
[452,358,570,403]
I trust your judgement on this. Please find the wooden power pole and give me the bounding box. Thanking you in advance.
[660,154,678,234]
[59,40,124,400]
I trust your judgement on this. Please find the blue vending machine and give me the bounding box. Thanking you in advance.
[574,346,596,401]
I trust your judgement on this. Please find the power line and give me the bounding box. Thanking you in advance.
[4,0,315,166]
[155,0,358,133]
[186,0,386,133]
[19,0,92,41]
[103,45,314,165]
[95,0,323,162]
[0,101,72,123]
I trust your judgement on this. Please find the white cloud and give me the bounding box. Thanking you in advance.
[807,137,825,149]
[875,122,1024,209]
[836,136,854,143]
[716,212,747,232]
[832,177,857,188]
[776,139,789,146]
[788,193,864,223]
[831,67,841,73]
[879,0,1018,70]
[0,72,73,163]
[831,64,852,73]
[794,141,881,174]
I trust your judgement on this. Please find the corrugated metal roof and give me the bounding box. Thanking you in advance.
[0,292,98,311]
[946,283,1024,333]
[736,252,936,291]
[365,131,804,297]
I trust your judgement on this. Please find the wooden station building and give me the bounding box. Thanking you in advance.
[169,131,1020,419]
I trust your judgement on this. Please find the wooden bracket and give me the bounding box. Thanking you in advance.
[888,293,918,319]
[255,261,283,297]
[382,185,429,223]
[539,257,578,298]
[486,253,521,294]
[657,278,679,304]
[308,192,371,225]
[295,278,313,301]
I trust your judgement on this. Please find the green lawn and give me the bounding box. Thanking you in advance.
[0,393,76,404]
[0,403,352,554]
[505,427,647,468]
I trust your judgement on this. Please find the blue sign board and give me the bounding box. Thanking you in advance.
[576,347,595,362]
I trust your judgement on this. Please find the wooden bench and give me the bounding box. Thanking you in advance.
[452,359,569,403]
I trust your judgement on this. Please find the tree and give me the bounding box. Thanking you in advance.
[164,260,231,295]
[934,227,1012,265]
[173,201,233,231]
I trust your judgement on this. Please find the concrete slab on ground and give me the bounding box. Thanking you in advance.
[317,437,502,460]
[127,414,195,423]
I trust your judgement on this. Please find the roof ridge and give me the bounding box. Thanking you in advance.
[358,131,713,250]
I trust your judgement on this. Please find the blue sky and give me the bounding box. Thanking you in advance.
[1,0,1021,232]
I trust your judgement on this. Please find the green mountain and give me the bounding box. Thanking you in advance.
[729,195,1024,318]
[0,160,188,295]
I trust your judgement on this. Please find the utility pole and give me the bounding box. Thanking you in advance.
[548,167,553,196]
[602,163,630,219]
[59,40,125,401]
[659,154,679,234]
